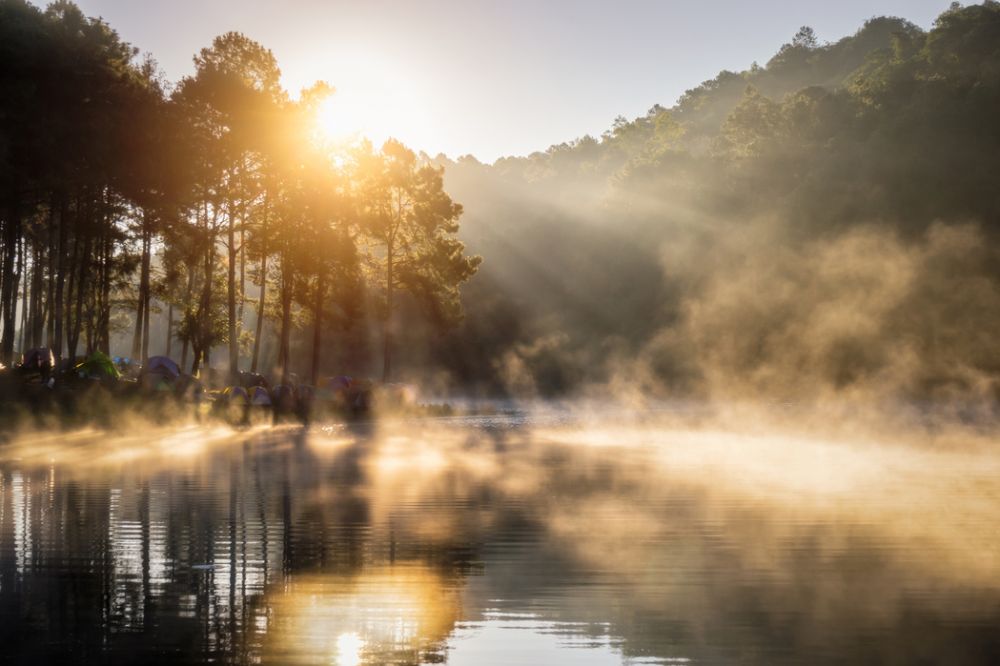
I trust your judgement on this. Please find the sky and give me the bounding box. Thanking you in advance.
[50,0,951,162]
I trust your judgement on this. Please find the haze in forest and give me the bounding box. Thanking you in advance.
[2,0,1000,411]
[55,0,951,161]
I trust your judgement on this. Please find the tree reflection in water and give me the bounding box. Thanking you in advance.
[0,418,998,665]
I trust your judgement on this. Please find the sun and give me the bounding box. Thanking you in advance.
[294,50,433,153]
[312,74,420,150]
[314,91,370,146]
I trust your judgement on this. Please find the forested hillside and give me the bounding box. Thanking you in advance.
[433,2,1000,402]
[3,1,998,401]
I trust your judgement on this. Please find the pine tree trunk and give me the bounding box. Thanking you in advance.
[191,346,202,376]
[196,238,214,374]
[132,218,151,359]
[18,236,27,355]
[68,231,89,361]
[141,274,151,363]
[382,243,393,383]
[29,246,43,348]
[53,195,68,359]
[239,211,246,326]
[227,201,238,381]
[251,250,267,373]
[311,272,324,387]
[98,227,112,355]
[45,201,56,350]
[278,259,292,385]
[0,194,22,365]
[180,266,193,370]
[140,230,151,362]
[165,302,173,357]
[251,197,268,374]
[9,222,24,358]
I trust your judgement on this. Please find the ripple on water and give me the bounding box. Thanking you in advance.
[0,417,998,664]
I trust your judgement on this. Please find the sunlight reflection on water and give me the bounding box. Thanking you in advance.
[336,632,363,666]
[0,414,997,664]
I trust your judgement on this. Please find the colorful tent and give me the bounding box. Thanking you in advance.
[249,386,271,406]
[239,371,268,389]
[74,351,120,380]
[145,356,180,379]
[223,386,249,403]
[328,375,353,391]
[21,348,55,371]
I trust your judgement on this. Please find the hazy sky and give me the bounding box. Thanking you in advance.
[53,0,950,161]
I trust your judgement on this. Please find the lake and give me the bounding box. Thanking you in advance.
[0,413,998,664]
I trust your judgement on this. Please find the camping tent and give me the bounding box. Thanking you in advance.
[249,386,271,406]
[328,375,353,391]
[145,356,180,379]
[239,371,268,389]
[223,386,249,403]
[74,351,120,380]
[21,348,55,372]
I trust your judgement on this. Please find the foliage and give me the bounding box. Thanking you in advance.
[0,0,479,384]
[436,1,1000,398]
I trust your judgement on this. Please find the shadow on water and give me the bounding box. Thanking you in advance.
[0,416,998,664]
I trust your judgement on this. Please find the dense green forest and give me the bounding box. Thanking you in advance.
[2,0,999,401]
[0,0,479,386]
[435,2,1000,401]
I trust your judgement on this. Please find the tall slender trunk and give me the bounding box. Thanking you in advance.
[165,302,173,357]
[98,226,112,355]
[29,246,43,348]
[10,227,28,357]
[39,276,49,349]
[237,165,248,335]
[238,212,246,326]
[64,230,79,361]
[251,195,268,373]
[195,232,213,376]
[68,231,89,360]
[85,272,96,356]
[53,195,68,359]
[84,211,98,356]
[180,265,193,370]
[45,201,56,350]
[250,252,266,374]
[277,257,292,385]
[141,268,150,362]
[140,229,151,362]
[381,242,393,383]
[18,236,27,355]
[1,219,6,352]
[132,216,151,360]
[191,347,202,376]
[1,194,22,365]
[311,272,324,387]
[35,246,45,348]
[227,201,238,380]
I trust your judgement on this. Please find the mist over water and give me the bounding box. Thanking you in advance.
[2,4,999,663]
[0,413,997,665]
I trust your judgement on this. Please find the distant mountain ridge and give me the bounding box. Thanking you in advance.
[423,3,1000,400]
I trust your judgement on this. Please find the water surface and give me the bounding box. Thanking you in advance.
[0,415,998,664]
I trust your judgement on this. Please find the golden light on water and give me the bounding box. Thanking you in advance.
[335,632,363,666]
[261,565,460,664]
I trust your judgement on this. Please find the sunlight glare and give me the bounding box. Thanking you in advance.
[312,68,424,151]
[335,632,363,666]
